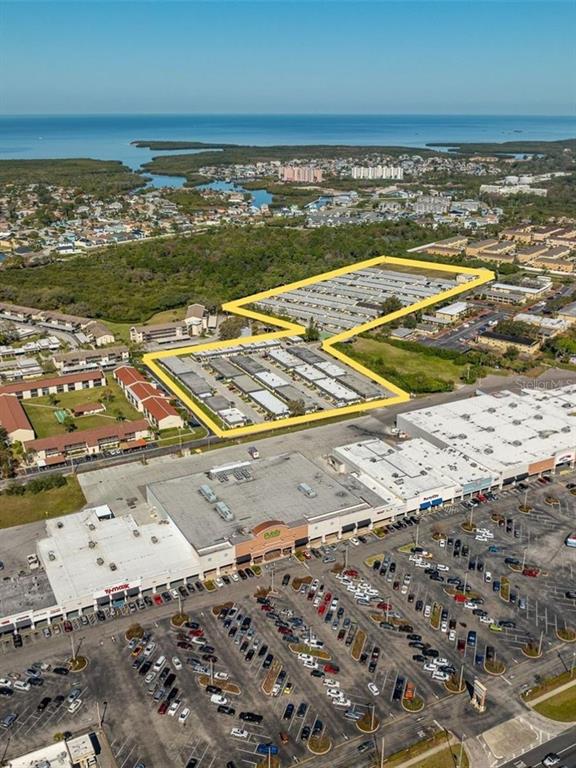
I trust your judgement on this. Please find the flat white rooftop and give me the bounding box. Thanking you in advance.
[397,386,576,473]
[6,733,96,768]
[334,437,494,501]
[38,511,198,605]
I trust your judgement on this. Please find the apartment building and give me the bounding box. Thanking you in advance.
[114,365,184,430]
[52,346,130,374]
[278,165,324,183]
[0,370,106,401]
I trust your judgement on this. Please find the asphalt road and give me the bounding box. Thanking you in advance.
[500,727,576,768]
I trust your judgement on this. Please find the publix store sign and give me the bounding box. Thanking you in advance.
[263,529,281,541]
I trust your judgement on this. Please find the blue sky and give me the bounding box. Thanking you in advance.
[1,1,574,115]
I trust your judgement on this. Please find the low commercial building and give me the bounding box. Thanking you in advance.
[330,437,495,511]
[5,732,98,768]
[487,280,552,304]
[477,331,541,355]
[84,320,116,347]
[435,301,468,322]
[513,312,570,336]
[396,384,576,485]
[53,346,129,374]
[147,453,385,575]
[0,370,106,400]
[0,393,35,443]
[530,256,574,273]
[465,238,500,257]
[557,301,576,324]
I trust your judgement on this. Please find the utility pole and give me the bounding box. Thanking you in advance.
[459,663,465,691]
[538,630,544,657]
[521,548,527,570]
[70,632,76,662]
[370,703,375,732]
[523,487,529,510]
[380,736,385,768]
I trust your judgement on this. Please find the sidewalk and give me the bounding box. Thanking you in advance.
[526,676,576,707]
[384,735,458,768]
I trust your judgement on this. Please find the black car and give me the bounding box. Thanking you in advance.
[185,760,198,768]
[28,677,44,687]
[206,685,222,694]
[226,762,237,768]
[407,633,421,641]
[96,610,106,622]
[263,654,274,669]
[296,702,308,718]
[368,660,377,673]
[282,574,291,586]
[565,591,576,600]
[311,669,324,678]
[12,634,23,648]
[217,705,235,716]
[409,641,425,649]
[300,725,311,741]
[239,711,263,723]
[37,697,52,711]
[52,666,69,676]
[312,718,323,735]
[258,644,268,658]
[0,687,13,696]
[53,695,65,707]
[415,600,423,612]
[423,648,439,658]
[283,704,294,720]
[412,654,426,662]
[139,662,152,676]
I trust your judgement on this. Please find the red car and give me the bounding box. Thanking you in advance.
[63,620,73,633]
[157,701,169,715]
[278,627,290,635]
[261,604,273,612]
[302,551,311,560]
[324,663,339,675]
[344,569,359,578]
[323,593,332,604]
[188,628,204,637]
[318,604,326,616]
[153,594,163,606]
[523,567,539,577]
[377,602,392,611]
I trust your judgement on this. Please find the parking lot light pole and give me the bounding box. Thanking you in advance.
[538,630,544,657]
[380,736,385,768]
[459,663,465,691]
[370,703,375,732]
[521,548,528,571]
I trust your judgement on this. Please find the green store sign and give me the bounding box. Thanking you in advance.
[263,529,281,540]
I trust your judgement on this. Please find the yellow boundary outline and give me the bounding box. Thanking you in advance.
[143,256,494,438]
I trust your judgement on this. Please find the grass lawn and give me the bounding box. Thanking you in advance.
[102,321,132,344]
[383,732,453,767]
[534,685,576,722]
[0,477,86,528]
[157,426,207,446]
[23,375,141,439]
[523,670,576,701]
[407,746,469,768]
[352,338,466,383]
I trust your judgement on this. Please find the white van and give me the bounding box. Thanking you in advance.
[153,655,166,673]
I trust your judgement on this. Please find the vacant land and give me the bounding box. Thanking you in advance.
[0,476,86,528]
[0,221,447,322]
[23,375,141,438]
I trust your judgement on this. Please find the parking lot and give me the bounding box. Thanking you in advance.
[0,470,574,767]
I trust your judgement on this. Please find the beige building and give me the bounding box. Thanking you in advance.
[477,331,541,356]
[466,238,500,257]
[531,256,574,273]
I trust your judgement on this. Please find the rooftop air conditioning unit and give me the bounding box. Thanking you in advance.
[88,541,96,549]
[110,563,117,571]
[96,558,104,566]
[151,536,159,543]
[88,523,96,530]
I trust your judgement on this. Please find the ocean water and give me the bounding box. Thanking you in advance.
[0,114,575,171]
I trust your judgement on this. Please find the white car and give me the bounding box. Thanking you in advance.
[214,671,229,681]
[298,653,314,663]
[168,699,181,716]
[333,697,351,707]
[484,572,492,583]
[479,615,493,624]
[143,642,156,657]
[440,620,448,632]
[230,573,239,582]
[303,659,318,670]
[214,578,224,589]
[323,678,339,688]
[432,671,449,681]
[67,699,82,714]
[172,657,183,671]
[0,679,12,689]
[210,694,228,705]
[326,688,342,698]
[464,601,477,610]
[191,637,204,645]
[448,630,456,642]
[439,539,446,548]
[436,564,450,572]
[231,728,249,739]
[349,538,360,546]
[542,755,560,767]
[367,682,380,696]
[415,560,428,568]
[13,680,30,692]
[424,605,432,618]
[424,662,436,673]
[144,671,156,684]
[311,579,320,589]
[153,656,166,672]
[401,585,408,595]
[178,707,190,724]
[170,589,179,600]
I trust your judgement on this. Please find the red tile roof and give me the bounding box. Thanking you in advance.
[129,382,162,402]
[143,396,179,422]
[114,365,147,389]
[0,394,33,436]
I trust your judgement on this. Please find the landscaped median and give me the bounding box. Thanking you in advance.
[484,657,506,676]
[523,670,576,721]
[499,576,510,602]
[380,730,468,768]
[261,660,282,696]
[307,733,332,755]
[197,675,240,696]
[430,602,442,630]
[288,643,331,661]
[291,575,312,592]
[351,629,366,661]
[356,710,380,733]
[557,627,576,643]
